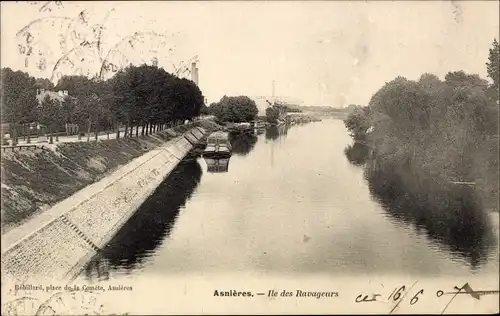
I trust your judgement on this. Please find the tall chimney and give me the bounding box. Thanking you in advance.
[191,62,198,85]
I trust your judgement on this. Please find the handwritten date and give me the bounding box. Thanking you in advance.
[355,282,499,313]
[355,285,422,304]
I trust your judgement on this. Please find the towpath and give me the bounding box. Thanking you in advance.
[4,117,214,146]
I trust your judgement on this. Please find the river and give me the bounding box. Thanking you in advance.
[81,119,499,281]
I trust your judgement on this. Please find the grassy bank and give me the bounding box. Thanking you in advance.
[0,120,220,233]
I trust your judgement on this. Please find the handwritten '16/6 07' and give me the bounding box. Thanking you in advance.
[355,283,499,306]
[355,285,423,305]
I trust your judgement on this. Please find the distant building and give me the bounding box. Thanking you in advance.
[35,89,79,135]
[35,89,73,105]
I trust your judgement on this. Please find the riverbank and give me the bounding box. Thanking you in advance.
[0,120,221,234]
[1,124,219,286]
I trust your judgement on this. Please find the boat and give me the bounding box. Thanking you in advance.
[202,131,232,159]
[224,122,253,133]
[204,158,230,173]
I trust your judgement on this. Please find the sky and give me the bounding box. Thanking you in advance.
[1,1,499,107]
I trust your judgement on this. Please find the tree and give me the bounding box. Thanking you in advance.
[90,79,113,140]
[34,77,55,90]
[418,73,441,88]
[346,104,358,113]
[170,78,204,121]
[200,104,210,115]
[1,68,37,144]
[207,102,223,120]
[61,97,78,135]
[15,89,40,144]
[343,106,371,140]
[486,38,499,103]
[39,96,62,144]
[210,96,258,123]
[108,67,138,138]
[55,75,94,95]
[445,71,489,91]
[265,106,280,124]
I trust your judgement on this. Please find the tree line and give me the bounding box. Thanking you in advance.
[344,38,499,211]
[1,64,204,144]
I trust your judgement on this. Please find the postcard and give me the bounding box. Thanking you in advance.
[1,1,499,315]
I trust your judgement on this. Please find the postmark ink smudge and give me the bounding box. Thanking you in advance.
[16,3,188,82]
[2,289,106,316]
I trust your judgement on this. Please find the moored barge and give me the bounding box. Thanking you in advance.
[202,131,232,159]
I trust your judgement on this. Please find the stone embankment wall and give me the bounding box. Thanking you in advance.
[1,127,207,285]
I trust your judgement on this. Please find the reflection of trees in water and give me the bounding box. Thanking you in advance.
[83,160,202,278]
[265,125,288,141]
[344,143,370,166]
[344,140,498,269]
[229,131,258,155]
[364,163,496,270]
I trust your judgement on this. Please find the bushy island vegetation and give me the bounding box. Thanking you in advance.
[343,39,499,264]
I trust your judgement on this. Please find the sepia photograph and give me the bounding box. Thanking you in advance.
[1,1,499,315]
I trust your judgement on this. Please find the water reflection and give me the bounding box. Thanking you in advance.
[343,144,496,269]
[254,128,265,135]
[265,125,288,141]
[364,163,496,269]
[204,158,230,173]
[83,159,203,278]
[228,131,258,155]
[344,143,371,166]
